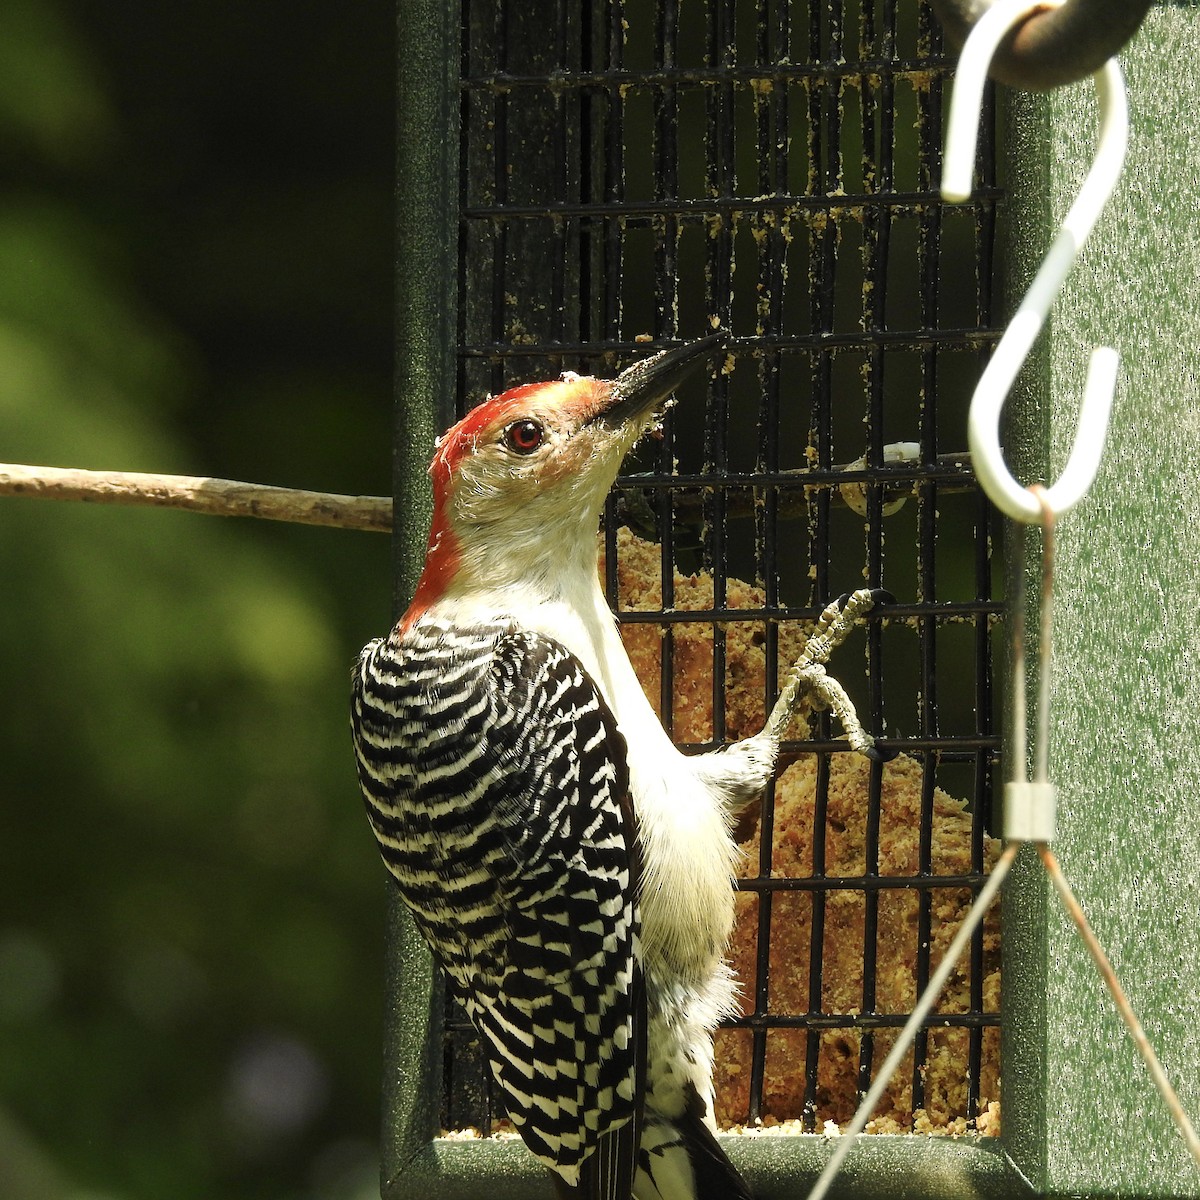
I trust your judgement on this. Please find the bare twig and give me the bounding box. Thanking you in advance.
[0,463,393,533]
[1,448,976,534]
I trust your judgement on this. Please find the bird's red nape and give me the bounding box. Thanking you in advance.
[399,376,612,634]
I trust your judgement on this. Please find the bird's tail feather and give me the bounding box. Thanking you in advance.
[634,1102,753,1200]
[552,1109,752,1200]
[553,1117,641,1200]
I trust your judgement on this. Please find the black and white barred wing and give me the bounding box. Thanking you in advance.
[352,620,643,1196]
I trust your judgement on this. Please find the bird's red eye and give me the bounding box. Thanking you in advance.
[503,418,544,455]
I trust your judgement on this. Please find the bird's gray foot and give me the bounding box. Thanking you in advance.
[764,588,894,761]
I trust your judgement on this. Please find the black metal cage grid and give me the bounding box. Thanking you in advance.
[442,0,1003,1136]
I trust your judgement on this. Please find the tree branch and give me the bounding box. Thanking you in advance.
[0,463,393,533]
[0,448,975,534]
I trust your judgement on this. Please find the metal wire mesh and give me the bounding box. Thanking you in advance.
[445,0,1002,1136]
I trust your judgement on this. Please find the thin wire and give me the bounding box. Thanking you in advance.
[1030,485,1054,783]
[803,840,1019,1200]
[1031,487,1200,1170]
[1010,523,1029,786]
[1040,845,1200,1170]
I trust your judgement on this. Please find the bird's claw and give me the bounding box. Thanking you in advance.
[860,740,898,763]
[766,587,889,760]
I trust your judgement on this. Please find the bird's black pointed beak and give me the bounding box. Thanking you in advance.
[592,331,728,429]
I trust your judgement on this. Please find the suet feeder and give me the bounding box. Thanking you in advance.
[388,1,1200,1196]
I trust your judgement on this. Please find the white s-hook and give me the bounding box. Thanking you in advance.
[942,0,1129,525]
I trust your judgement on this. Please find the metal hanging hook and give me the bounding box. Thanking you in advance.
[928,0,1151,90]
[942,0,1129,525]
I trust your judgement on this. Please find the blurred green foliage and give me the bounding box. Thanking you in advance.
[0,1,396,1197]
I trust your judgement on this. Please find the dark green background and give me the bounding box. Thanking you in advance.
[8,3,1199,1199]
[1,2,394,1197]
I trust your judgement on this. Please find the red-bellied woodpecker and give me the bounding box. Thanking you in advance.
[351,334,887,1200]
